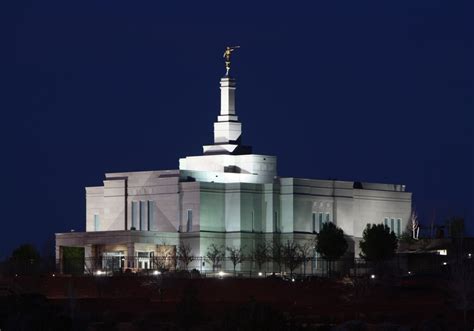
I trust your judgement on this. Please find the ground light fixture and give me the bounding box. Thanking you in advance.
[153,270,161,276]
[370,274,376,279]
[96,270,104,276]
[442,262,448,266]
[258,272,263,277]
[218,271,225,277]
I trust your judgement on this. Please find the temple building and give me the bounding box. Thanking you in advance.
[55,54,412,274]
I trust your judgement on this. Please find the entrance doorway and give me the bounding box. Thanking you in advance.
[137,251,153,269]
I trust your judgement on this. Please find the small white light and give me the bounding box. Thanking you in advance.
[468,253,472,258]
[52,273,55,277]
[370,274,376,279]
[96,270,104,276]
[258,272,263,277]
[153,270,161,275]
[218,271,225,277]
[443,262,447,266]
[408,271,411,275]
[291,278,295,282]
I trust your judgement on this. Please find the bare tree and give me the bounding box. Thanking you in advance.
[177,242,195,271]
[251,241,269,273]
[283,241,302,277]
[410,210,420,240]
[298,242,313,276]
[152,255,168,272]
[270,240,284,273]
[226,246,245,275]
[205,244,225,272]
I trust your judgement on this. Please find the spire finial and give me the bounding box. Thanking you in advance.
[223,46,240,76]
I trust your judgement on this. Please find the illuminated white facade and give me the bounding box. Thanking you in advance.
[55,74,412,273]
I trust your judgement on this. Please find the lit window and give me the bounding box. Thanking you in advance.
[396,219,401,236]
[384,218,388,227]
[319,213,324,231]
[437,249,447,256]
[326,213,330,223]
[94,214,100,231]
[390,218,395,233]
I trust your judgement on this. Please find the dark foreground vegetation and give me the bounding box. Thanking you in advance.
[0,272,472,331]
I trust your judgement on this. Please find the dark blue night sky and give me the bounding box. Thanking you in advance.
[2,0,473,257]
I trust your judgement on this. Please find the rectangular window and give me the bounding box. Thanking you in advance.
[140,201,147,231]
[251,210,255,232]
[390,218,395,233]
[326,213,330,223]
[147,201,153,231]
[312,213,316,233]
[384,218,388,227]
[131,201,138,229]
[94,214,100,231]
[187,209,193,232]
[319,213,324,231]
[396,219,401,236]
[274,211,279,232]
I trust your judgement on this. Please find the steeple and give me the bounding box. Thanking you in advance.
[202,47,251,155]
[178,47,277,184]
[203,76,252,155]
[215,77,239,143]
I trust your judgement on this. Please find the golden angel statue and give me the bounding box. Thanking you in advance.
[223,46,240,76]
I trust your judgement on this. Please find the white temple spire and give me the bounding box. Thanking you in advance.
[202,75,251,155]
[213,77,241,144]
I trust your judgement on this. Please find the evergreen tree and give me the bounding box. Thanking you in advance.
[316,222,348,275]
[359,224,398,262]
